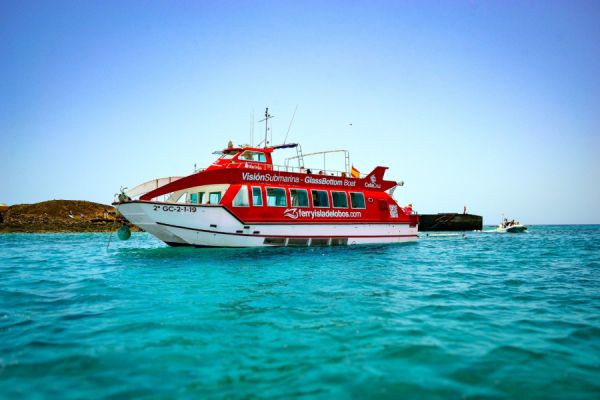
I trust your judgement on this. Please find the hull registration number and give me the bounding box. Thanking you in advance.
[153,205,197,213]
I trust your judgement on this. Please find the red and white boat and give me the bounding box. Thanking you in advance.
[115,141,418,247]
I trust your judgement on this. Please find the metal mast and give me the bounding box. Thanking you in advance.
[258,107,274,148]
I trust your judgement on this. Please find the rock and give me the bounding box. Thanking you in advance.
[0,200,139,233]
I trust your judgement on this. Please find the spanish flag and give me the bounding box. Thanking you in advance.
[350,165,360,178]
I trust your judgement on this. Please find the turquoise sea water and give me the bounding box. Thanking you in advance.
[1,226,599,399]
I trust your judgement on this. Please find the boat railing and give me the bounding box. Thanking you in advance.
[209,161,368,179]
[284,149,352,177]
[125,176,183,199]
[221,162,360,178]
[272,164,352,178]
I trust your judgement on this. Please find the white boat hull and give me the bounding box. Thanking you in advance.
[117,201,418,247]
[497,224,528,233]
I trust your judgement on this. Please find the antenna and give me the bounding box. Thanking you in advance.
[250,110,255,147]
[258,107,274,148]
[283,104,298,144]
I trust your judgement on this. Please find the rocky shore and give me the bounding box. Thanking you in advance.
[0,200,138,233]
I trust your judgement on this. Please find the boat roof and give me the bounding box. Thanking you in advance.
[213,143,299,155]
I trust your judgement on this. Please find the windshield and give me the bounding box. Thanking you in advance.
[219,150,239,159]
[239,150,266,162]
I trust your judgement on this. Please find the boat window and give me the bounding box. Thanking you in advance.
[264,237,286,246]
[290,189,309,207]
[311,190,329,208]
[189,192,205,204]
[331,238,348,246]
[240,151,266,162]
[220,150,239,160]
[331,191,348,208]
[208,192,222,204]
[252,187,263,206]
[287,238,309,247]
[350,192,366,209]
[232,185,249,207]
[266,187,287,207]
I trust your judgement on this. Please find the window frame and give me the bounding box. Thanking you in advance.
[251,186,263,207]
[232,185,250,207]
[266,187,288,207]
[311,189,330,208]
[349,192,366,209]
[220,152,238,160]
[290,188,309,208]
[331,191,348,209]
[239,150,267,163]
[208,191,222,205]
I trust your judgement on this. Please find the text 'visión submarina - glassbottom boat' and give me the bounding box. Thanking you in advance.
[114,140,419,247]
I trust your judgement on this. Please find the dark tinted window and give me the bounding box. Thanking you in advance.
[290,189,309,207]
[332,191,348,208]
[311,190,329,208]
[350,192,365,209]
[252,187,263,206]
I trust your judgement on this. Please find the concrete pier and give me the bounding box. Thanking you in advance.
[418,213,483,232]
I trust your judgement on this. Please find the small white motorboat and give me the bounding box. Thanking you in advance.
[497,219,527,233]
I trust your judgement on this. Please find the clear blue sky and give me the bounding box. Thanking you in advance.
[1,1,599,224]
